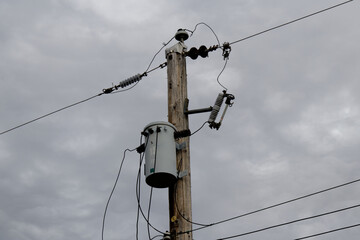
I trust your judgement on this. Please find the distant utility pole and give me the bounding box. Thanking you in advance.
[166,30,193,240]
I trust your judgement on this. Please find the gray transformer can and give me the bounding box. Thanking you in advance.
[143,121,177,188]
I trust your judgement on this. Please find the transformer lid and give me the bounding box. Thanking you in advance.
[143,121,177,132]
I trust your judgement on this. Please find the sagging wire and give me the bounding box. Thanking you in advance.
[187,22,221,48]
[177,177,360,236]
[101,147,137,240]
[135,135,166,239]
[190,121,210,136]
[174,180,211,228]
[145,37,174,73]
[216,203,360,240]
[0,93,102,136]
[183,22,232,91]
[146,128,160,240]
[294,223,360,240]
[216,58,229,91]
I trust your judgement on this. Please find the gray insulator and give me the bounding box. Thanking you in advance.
[118,74,142,88]
[208,92,224,123]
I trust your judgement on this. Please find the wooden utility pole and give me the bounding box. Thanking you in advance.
[166,31,193,240]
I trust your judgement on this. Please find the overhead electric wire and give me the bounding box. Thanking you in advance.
[228,0,354,46]
[179,178,360,234]
[216,58,229,91]
[1,36,173,136]
[215,203,360,240]
[188,22,221,47]
[3,1,352,137]
[102,147,137,240]
[190,121,210,136]
[145,37,174,73]
[136,161,165,235]
[0,93,102,136]
[294,223,360,240]
[174,180,210,228]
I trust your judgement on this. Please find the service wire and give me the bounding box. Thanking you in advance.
[228,0,354,46]
[102,147,137,240]
[216,203,360,240]
[178,177,360,235]
[294,223,360,240]
[135,134,166,237]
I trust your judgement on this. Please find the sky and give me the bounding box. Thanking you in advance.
[1,0,359,240]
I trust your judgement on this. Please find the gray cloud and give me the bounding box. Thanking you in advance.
[1,0,359,240]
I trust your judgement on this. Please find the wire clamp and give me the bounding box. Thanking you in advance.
[160,62,167,69]
[222,42,231,60]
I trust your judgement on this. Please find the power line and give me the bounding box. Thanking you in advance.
[1,31,174,136]
[179,178,360,234]
[0,64,168,136]
[294,223,360,240]
[229,0,354,46]
[216,203,360,240]
[0,93,102,136]
[3,1,352,137]
[188,22,221,47]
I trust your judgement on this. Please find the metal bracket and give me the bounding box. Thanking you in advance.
[184,98,213,115]
[165,42,187,56]
[178,170,188,179]
[176,142,187,150]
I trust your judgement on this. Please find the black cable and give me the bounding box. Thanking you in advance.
[190,121,209,136]
[174,180,210,228]
[229,0,354,46]
[135,137,166,236]
[2,35,172,136]
[216,203,360,240]
[188,22,221,47]
[179,178,360,234]
[136,135,146,240]
[147,129,160,240]
[150,234,164,240]
[0,93,102,136]
[216,58,228,91]
[102,147,137,240]
[136,164,165,235]
[145,37,174,73]
[147,187,155,240]
[294,223,360,240]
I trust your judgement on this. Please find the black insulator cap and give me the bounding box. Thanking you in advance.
[186,47,199,60]
[175,29,189,41]
[198,45,208,58]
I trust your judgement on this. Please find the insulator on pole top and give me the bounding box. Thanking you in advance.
[175,29,189,42]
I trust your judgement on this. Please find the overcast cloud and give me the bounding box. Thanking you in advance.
[1,0,360,240]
